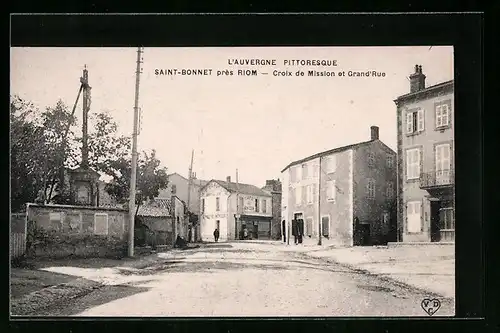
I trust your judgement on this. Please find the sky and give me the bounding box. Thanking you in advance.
[10,46,454,186]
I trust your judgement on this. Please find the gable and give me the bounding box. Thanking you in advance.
[201,181,230,197]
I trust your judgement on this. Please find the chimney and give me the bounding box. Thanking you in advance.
[409,64,426,93]
[226,176,231,183]
[370,126,379,140]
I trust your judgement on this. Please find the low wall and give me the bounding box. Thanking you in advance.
[26,203,130,259]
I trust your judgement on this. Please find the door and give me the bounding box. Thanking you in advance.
[435,144,451,185]
[321,216,330,239]
[360,224,371,246]
[253,223,258,239]
[430,201,441,242]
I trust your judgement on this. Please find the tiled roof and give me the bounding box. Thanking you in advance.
[204,180,272,197]
[281,139,374,172]
[136,198,172,217]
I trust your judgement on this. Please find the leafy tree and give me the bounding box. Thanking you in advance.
[105,149,169,216]
[10,96,78,210]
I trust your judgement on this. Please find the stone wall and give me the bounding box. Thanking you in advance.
[26,203,129,259]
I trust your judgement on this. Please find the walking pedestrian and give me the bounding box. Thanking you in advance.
[213,228,219,242]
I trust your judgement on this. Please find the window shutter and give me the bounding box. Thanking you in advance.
[443,104,449,126]
[406,150,412,179]
[418,109,425,131]
[406,112,413,133]
[418,148,423,179]
[435,105,441,128]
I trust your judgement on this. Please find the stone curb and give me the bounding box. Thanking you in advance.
[299,252,454,302]
[10,278,103,316]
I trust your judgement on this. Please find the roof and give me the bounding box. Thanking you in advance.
[394,79,454,102]
[281,139,374,172]
[201,180,272,197]
[136,198,173,217]
[168,172,209,187]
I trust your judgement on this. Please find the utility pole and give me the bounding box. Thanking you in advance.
[235,169,240,240]
[318,157,323,246]
[186,149,194,242]
[128,46,143,257]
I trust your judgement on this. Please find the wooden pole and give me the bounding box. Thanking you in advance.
[186,149,194,241]
[318,157,322,246]
[128,47,143,257]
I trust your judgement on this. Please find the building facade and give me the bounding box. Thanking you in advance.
[157,172,208,215]
[157,172,208,242]
[281,126,397,247]
[261,179,282,240]
[395,65,454,243]
[199,177,272,241]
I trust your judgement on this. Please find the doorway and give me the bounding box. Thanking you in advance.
[430,201,441,242]
[252,223,258,239]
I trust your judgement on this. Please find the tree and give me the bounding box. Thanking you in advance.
[105,149,169,216]
[10,96,78,211]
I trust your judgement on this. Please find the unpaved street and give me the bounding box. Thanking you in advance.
[36,242,454,317]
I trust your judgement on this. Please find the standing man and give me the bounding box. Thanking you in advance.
[292,219,298,245]
[213,228,220,242]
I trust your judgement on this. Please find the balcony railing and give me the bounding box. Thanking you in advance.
[420,169,454,188]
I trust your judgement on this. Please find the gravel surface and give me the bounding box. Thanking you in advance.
[31,242,454,317]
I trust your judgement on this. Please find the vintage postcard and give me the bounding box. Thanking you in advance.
[10,46,455,317]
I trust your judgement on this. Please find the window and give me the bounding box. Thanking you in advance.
[387,155,394,168]
[94,213,109,235]
[255,198,259,212]
[309,163,314,179]
[216,197,220,211]
[325,156,336,173]
[368,153,375,166]
[435,104,450,128]
[290,168,296,183]
[295,186,302,206]
[406,148,421,180]
[171,184,177,194]
[440,208,455,230]
[386,182,394,198]
[406,109,425,134]
[302,163,308,180]
[326,180,336,201]
[435,144,451,185]
[201,198,205,213]
[306,185,314,204]
[406,201,422,233]
[295,166,302,182]
[367,179,376,199]
[262,199,267,213]
[313,163,319,178]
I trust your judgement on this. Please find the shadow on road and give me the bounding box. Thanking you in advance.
[31,284,151,317]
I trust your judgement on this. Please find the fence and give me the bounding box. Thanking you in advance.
[10,213,27,259]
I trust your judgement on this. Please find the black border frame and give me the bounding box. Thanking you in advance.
[9,13,485,333]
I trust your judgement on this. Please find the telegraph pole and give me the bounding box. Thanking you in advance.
[318,157,323,246]
[186,149,194,242]
[235,169,240,240]
[128,46,143,257]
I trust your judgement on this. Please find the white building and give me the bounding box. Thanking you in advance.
[199,176,272,241]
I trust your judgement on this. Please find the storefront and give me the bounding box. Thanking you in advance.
[237,215,272,240]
